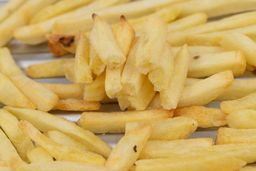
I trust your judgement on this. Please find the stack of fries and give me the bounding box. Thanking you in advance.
[2,0,256,171]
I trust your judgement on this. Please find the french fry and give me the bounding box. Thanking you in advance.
[160,45,190,110]
[90,14,125,69]
[217,127,256,145]
[53,99,101,111]
[78,110,172,133]
[26,58,73,78]
[0,0,27,23]
[126,117,198,140]
[84,73,106,102]
[5,107,111,157]
[106,124,151,171]
[148,44,174,91]
[42,83,84,99]
[227,109,256,129]
[46,130,89,152]
[0,110,34,161]
[30,0,93,24]
[135,153,245,171]
[19,120,106,165]
[0,72,34,108]
[74,33,92,83]
[16,161,112,171]
[89,46,106,76]
[168,13,207,32]
[134,16,167,74]
[188,51,246,78]
[0,0,57,46]
[105,16,135,98]
[174,106,227,128]
[27,147,53,163]
[0,48,58,111]
[140,138,213,159]
[220,33,256,67]
[179,71,234,107]
[221,93,256,114]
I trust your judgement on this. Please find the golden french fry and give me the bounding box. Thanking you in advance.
[42,83,84,99]
[221,93,256,114]
[135,153,245,171]
[227,109,256,129]
[90,14,125,68]
[188,51,246,78]
[126,117,197,140]
[160,45,190,110]
[19,120,105,165]
[106,124,151,171]
[30,0,93,24]
[174,106,227,128]
[168,13,207,32]
[0,0,26,23]
[0,48,58,111]
[0,0,57,46]
[140,138,213,159]
[84,73,106,102]
[78,110,172,133]
[74,34,92,83]
[46,130,89,152]
[220,33,256,67]
[89,45,106,76]
[26,58,73,78]
[179,71,234,107]
[27,147,53,163]
[0,110,34,161]
[53,99,101,111]
[5,107,111,157]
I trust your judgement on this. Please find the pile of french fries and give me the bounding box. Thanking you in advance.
[2,0,256,171]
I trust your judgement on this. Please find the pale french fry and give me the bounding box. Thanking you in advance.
[168,13,207,32]
[106,124,151,171]
[174,106,227,128]
[30,0,93,24]
[0,72,35,108]
[0,48,58,111]
[140,138,213,159]
[90,14,125,69]
[53,99,101,111]
[221,93,256,114]
[89,46,106,76]
[135,154,245,171]
[105,16,135,98]
[0,0,27,23]
[46,130,89,152]
[134,16,167,74]
[241,166,256,171]
[126,117,197,140]
[26,58,73,78]
[160,45,190,110]
[179,71,234,107]
[148,44,174,91]
[0,110,34,161]
[52,0,184,35]
[42,83,84,99]
[27,147,53,163]
[220,33,256,67]
[217,127,256,145]
[74,34,92,83]
[217,78,256,101]
[78,110,172,133]
[84,73,106,102]
[188,51,246,78]
[227,109,256,129]
[5,107,111,157]
[19,120,105,165]
[0,0,57,46]
[16,161,112,171]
